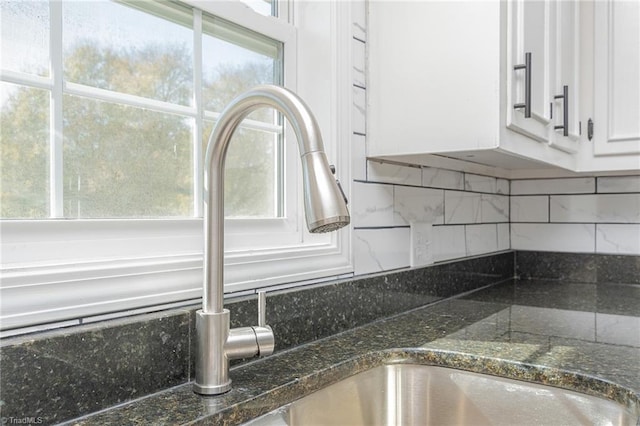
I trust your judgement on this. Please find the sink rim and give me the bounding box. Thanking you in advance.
[238,348,640,425]
[246,362,640,426]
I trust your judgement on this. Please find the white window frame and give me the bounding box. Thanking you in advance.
[0,0,353,332]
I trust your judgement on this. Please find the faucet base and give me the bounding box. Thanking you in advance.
[193,309,232,395]
[193,380,232,396]
[193,308,275,396]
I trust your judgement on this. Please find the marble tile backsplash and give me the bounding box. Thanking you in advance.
[596,224,640,255]
[511,177,596,195]
[353,228,411,275]
[597,176,640,193]
[550,194,640,223]
[510,176,640,256]
[352,166,639,271]
[422,167,465,190]
[512,223,597,253]
[354,163,511,275]
[394,186,445,226]
[444,190,482,224]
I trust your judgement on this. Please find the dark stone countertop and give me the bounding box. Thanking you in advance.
[68,278,640,425]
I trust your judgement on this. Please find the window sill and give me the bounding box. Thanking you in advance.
[0,219,352,330]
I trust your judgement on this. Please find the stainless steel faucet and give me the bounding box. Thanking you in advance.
[194,85,350,395]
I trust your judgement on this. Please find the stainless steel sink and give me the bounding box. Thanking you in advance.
[244,364,638,426]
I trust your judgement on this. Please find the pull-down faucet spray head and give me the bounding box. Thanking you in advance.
[301,151,350,233]
[194,85,349,395]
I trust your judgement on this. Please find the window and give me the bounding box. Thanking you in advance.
[0,0,352,333]
[2,0,282,219]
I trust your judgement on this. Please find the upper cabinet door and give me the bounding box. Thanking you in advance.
[507,0,552,143]
[548,0,580,153]
[593,0,640,156]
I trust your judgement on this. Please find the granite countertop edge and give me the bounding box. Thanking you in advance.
[73,345,637,426]
[208,347,640,426]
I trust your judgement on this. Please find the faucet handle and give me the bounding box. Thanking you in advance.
[257,291,267,327]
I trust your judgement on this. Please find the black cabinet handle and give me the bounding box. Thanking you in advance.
[513,52,532,118]
[554,85,569,137]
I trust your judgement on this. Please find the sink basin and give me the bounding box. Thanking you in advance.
[244,364,638,426]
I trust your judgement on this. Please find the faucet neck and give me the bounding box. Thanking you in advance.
[202,86,326,314]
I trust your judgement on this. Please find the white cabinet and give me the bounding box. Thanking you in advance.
[368,0,638,173]
[507,0,581,154]
[577,0,640,172]
[592,0,640,156]
[506,0,580,153]
[368,1,577,171]
[549,0,581,153]
[507,0,553,144]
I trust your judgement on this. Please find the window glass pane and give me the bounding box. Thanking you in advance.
[204,122,278,218]
[0,1,286,220]
[63,95,193,218]
[0,0,50,76]
[1,83,50,218]
[202,33,278,123]
[62,1,193,105]
[202,17,283,219]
